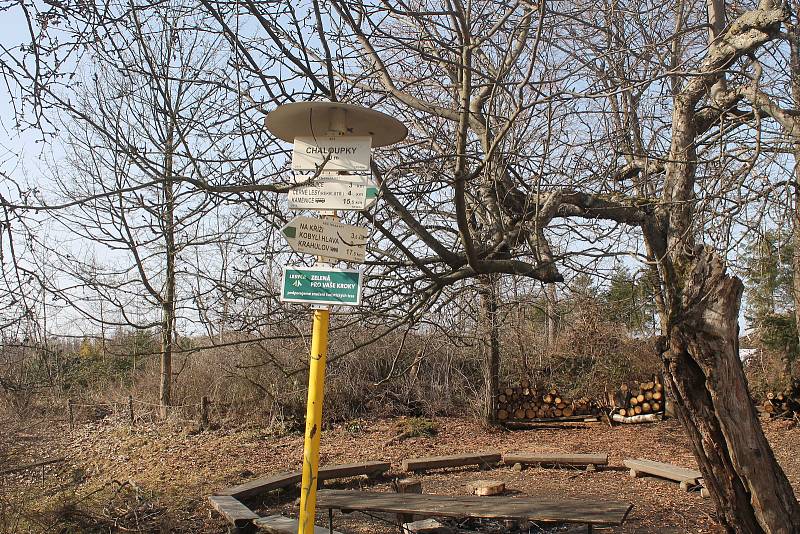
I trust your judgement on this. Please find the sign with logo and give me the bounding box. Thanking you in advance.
[281,216,369,263]
[291,136,371,171]
[281,265,363,306]
[288,174,378,211]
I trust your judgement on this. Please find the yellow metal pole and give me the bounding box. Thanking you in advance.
[298,307,330,534]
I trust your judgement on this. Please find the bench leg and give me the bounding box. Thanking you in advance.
[587,524,592,533]
[329,508,333,534]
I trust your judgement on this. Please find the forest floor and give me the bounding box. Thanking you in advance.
[1,413,799,533]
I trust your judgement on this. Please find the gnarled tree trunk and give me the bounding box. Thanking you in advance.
[479,275,500,424]
[662,249,800,533]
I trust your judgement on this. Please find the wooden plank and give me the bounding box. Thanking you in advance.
[254,515,342,534]
[623,459,701,483]
[208,495,259,528]
[317,490,632,526]
[0,457,65,476]
[402,451,502,472]
[215,471,302,500]
[216,461,390,500]
[318,461,390,480]
[503,452,608,466]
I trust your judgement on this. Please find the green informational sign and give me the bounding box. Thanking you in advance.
[281,265,363,306]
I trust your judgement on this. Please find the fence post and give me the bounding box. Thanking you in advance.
[68,399,74,430]
[200,396,209,430]
[128,395,135,425]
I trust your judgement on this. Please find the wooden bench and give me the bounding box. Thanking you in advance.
[317,489,632,533]
[503,452,608,470]
[624,458,703,491]
[216,471,303,500]
[319,461,390,481]
[254,515,343,533]
[215,461,390,500]
[402,451,502,472]
[208,495,259,533]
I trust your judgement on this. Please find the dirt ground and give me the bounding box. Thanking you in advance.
[2,415,799,533]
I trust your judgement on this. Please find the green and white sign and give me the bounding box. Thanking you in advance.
[281,265,363,306]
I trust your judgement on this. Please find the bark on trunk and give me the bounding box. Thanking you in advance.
[649,5,800,529]
[545,283,557,347]
[790,1,800,387]
[159,127,176,420]
[479,275,500,424]
[661,249,800,533]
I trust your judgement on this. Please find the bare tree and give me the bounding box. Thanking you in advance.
[4,0,800,530]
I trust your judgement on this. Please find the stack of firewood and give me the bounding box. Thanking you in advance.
[757,381,800,420]
[612,378,665,417]
[495,379,598,421]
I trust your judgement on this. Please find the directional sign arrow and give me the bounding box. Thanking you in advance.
[289,174,378,211]
[281,216,369,263]
[281,265,363,306]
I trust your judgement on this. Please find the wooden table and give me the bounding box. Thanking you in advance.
[317,489,632,532]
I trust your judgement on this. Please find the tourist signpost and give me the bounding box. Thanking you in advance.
[281,216,369,263]
[287,174,378,211]
[265,101,407,534]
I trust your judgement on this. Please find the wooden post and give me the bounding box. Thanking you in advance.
[200,396,209,430]
[128,395,135,425]
[395,478,422,530]
[68,399,74,430]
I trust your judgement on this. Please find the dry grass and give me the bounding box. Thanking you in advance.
[3,415,799,533]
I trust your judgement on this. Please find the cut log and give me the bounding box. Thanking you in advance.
[467,480,505,496]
